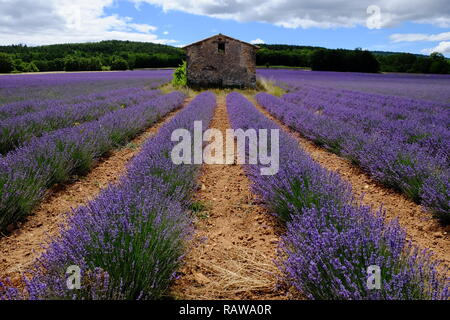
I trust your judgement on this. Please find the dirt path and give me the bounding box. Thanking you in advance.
[250,98,450,269]
[0,98,191,281]
[171,95,289,300]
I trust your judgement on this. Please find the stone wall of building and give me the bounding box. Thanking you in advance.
[185,35,257,88]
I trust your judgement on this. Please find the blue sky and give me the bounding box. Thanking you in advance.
[1,0,449,56]
[105,1,447,55]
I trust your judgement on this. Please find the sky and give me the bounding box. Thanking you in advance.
[0,0,449,57]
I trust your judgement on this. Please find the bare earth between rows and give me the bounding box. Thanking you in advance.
[171,95,290,300]
[0,98,192,280]
[249,97,450,270]
[2,92,447,296]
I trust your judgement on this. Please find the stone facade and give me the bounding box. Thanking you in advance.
[183,34,259,88]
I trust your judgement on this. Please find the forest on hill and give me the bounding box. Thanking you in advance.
[0,40,184,73]
[257,44,450,74]
[0,40,449,74]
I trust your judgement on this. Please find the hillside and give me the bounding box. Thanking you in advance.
[0,40,184,73]
[0,40,448,74]
[257,44,449,74]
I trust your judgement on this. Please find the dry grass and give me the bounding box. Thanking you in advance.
[159,82,199,98]
[159,77,286,98]
[256,77,287,97]
[166,83,289,300]
[173,243,284,300]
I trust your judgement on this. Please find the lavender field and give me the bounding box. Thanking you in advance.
[257,69,450,224]
[0,70,172,105]
[0,70,449,301]
[259,69,450,103]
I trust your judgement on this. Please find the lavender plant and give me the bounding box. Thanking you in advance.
[0,89,161,154]
[256,92,449,224]
[257,69,450,103]
[0,92,185,232]
[227,92,352,222]
[0,70,171,105]
[282,204,449,300]
[0,87,155,121]
[1,92,216,300]
[226,92,449,300]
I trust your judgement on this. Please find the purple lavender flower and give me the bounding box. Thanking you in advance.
[255,90,449,223]
[2,92,216,300]
[226,92,449,300]
[0,92,185,231]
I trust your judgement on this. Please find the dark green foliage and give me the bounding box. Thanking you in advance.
[0,40,184,73]
[311,48,380,73]
[377,53,417,72]
[0,52,14,73]
[64,56,103,71]
[110,56,129,71]
[429,53,450,74]
[13,60,39,72]
[0,40,448,74]
[378,51,450,74]
[133,52,183,68]
[257,46,312,67]
[258,44,448,74]
[257,44,380,73]
[32,60,48,72]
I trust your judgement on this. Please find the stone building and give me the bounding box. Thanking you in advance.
[183,34,259,88]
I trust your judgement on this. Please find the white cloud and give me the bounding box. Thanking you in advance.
[390,32,450,42]
[129,23,158,33]
[390,31,450,56]
[0,0,175,45]
[132,0,450,29]
[3,0,450,48]
[422,41,450,54]
[250,38,265,44]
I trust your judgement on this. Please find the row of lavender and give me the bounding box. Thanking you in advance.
[284,83,449,127]
[283,84,448,160]
[1,92,216,300]
[0,70,172,105]
[0,88,161,155]
[227,92,448,299]
[256,92,449,224]
[0,87,156,121]
[0,92,185,232]
[257,69,450,103]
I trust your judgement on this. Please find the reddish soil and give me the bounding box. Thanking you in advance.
[2,90,446,299]
[0,99,191,281]
[171,95,292,300]
[251,98,450,270]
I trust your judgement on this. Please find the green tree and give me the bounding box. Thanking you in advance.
[430,52,445,61]
[0,52,14,73]
[64,56,80,71]
[358,50,380,73]
[87,57,102,71]
[410,57,431,74]
[12,59,39,72]
[110,56,129,70]
[33,60,49,72]
[430,60,449,74]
